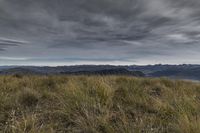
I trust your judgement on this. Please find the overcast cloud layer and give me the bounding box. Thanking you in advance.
[1,0,200,65]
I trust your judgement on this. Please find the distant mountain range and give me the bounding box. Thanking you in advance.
[60,68,145,76]
[1,64,200,80]
[130,64,200,80]
[0,66,145,77]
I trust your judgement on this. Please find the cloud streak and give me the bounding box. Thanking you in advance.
[0,37,27,51]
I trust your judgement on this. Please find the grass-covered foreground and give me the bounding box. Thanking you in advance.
[0,75,200,133]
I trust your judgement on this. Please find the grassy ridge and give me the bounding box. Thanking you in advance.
[0,75,200,133]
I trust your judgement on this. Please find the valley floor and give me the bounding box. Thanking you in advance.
[0,75,200,133]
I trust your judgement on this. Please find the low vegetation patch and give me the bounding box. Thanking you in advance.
[0,75,200,133]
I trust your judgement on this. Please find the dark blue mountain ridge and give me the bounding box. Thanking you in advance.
[1,64,200,80]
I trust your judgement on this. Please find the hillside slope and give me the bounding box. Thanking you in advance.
[0,75,200,132]
[151,67,200,80]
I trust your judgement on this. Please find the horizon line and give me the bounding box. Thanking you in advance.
[0,63,200,67]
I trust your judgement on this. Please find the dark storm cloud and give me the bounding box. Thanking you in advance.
[0,48,5,51]
[1,0,200,65]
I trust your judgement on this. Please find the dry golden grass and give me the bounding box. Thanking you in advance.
[0,75,200,133]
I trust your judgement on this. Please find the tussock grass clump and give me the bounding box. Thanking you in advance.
[0,75,200,132]
[17,88,39,108]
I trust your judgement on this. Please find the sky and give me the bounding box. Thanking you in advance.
[1,0,200,66]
